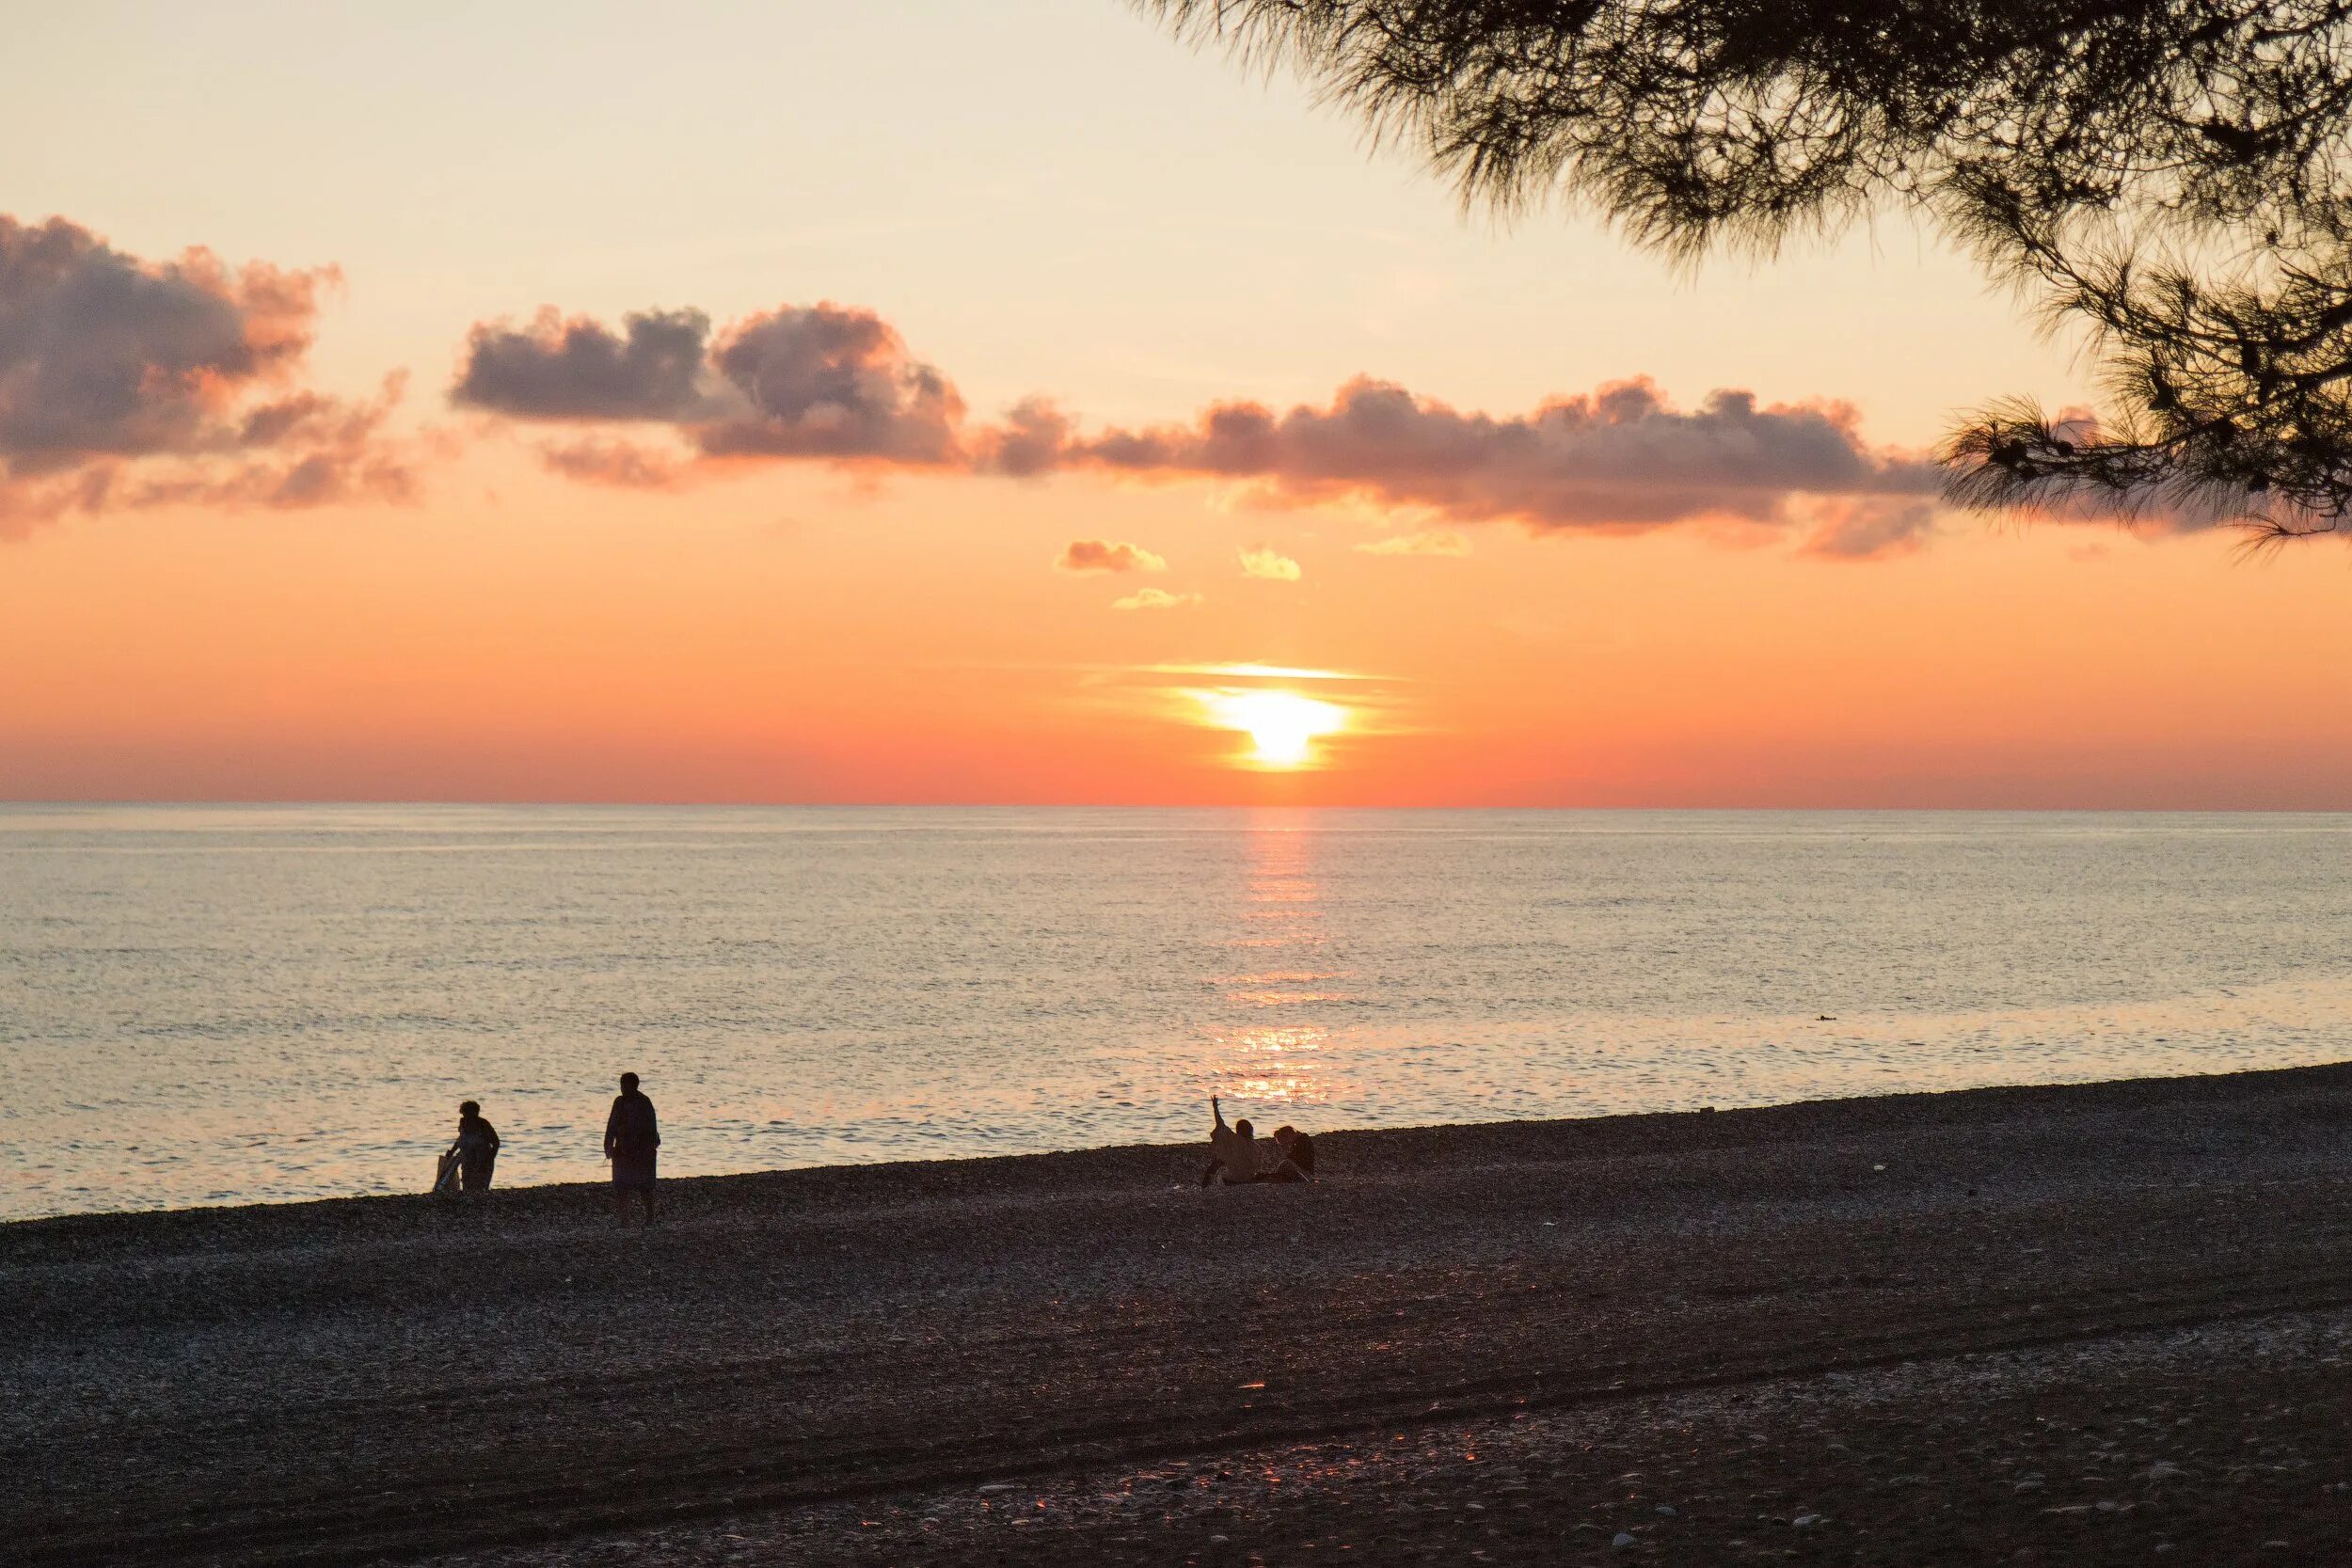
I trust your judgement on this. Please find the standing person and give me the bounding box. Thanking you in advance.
[604,1071,660,1224]
[448,1101,501,1194]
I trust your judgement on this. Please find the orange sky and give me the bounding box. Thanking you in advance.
[8,447,2349,807]
[5,2,2351,808]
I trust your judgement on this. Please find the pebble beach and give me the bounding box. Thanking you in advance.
[10,1064,2352,1566]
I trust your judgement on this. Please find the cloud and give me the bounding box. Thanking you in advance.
[453,301,962,470]
[1058,538,1167,574]
[973,396,1073,478]
[112,373,421,512]
[1239,544,1301,581]
[0,214,418,537]
[1112,587,1200,610]
[698,307,963,464]
[1356,528,1471,557]
[452,309,710,420]
[1798,499,1940,560]
[1057,378,1938,548]
[460,298,1946,558]
[538,435,687,490]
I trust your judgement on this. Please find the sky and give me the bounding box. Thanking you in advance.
[4,0,2350,807]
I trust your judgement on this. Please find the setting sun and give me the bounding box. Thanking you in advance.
[1203,690,1348,768]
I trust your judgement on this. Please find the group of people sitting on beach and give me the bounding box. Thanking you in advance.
[1200,1095,1316,1185]
[437,1071,662,1223]
[441,1081,1308,1211]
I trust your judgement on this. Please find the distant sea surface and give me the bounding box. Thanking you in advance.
[6,804,2352,1221]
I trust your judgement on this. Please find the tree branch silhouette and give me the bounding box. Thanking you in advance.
[1142,0,2352,539]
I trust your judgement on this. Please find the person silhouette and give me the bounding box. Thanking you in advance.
[1200,1096,1263,1186]
[604,1071,660,1224]
[1267,1124,1314,1182]
[448,1100,500,1194]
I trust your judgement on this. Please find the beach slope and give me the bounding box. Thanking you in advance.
[8,1065,2352,1565]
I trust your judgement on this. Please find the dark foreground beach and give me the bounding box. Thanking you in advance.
[10,1067,2352,1567]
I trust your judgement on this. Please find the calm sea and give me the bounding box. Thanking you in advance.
[5,804,2350,1220]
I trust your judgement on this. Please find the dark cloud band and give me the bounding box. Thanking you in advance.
[453,302,962,468]
[453,297,1943,557]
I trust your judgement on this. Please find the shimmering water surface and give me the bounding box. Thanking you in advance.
[5,805,2351,1220]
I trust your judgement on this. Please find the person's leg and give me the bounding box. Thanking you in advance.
[642,1184,658,1224]
[614,1180,630,1223]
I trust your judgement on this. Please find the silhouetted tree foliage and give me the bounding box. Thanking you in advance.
[1143,0,2352,538]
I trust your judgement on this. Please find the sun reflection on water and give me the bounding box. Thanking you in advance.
[1203,820,1351,1106]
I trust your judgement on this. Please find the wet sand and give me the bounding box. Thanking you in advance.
[8,1064,2352,1566]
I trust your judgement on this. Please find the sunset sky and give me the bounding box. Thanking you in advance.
[8,0,2352,807]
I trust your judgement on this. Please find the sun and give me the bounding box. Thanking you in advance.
[1204,689,1347,768]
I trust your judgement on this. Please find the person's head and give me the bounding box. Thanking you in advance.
[620,1071,640,1093]
[1234,1118,1253,1139]
[1272,1125,1296,1148]
[459,1100,480,1118]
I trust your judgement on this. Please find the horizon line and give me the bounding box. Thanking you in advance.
[5,799,2351,815]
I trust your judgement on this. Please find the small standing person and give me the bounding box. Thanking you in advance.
[449,1100,500,1194]
[604,1071,660,1225]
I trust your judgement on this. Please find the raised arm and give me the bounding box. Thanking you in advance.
[1211,1094,1227,1132]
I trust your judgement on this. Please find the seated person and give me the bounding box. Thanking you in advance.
[1199,1096,1265,1186]
[1266,1124,1315,1182]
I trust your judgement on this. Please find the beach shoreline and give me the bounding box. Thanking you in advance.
[11,1061,2352,1564]
[10,1054,2347,1241]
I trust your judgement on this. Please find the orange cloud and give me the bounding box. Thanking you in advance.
[1239,545,1301,581]
[1112,587,1200,610]
[1058,538,1167,573]
[1357,528,1471,557]
[538,436,687,490]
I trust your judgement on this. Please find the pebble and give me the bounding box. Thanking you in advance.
[1612,1531,1636,1548]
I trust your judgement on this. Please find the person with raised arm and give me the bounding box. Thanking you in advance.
[1200,1095,1263,1186]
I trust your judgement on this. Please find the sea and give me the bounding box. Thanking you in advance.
[5,804,2350,1222]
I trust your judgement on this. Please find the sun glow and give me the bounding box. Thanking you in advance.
[1203,689,1348,768]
